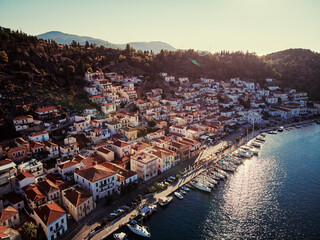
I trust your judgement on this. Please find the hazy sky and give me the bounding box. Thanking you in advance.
[0,0,319,55]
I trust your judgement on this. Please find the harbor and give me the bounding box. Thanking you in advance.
[88,119,319,240]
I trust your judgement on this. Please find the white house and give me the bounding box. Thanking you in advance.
[16,172,35,189]
[32,201,67,240]
[101,103,116,115]
[29,131,49,142]
[74,165,117,201]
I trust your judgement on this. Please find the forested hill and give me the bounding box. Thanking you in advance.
[0,27,319,135]
[264,49,320,99]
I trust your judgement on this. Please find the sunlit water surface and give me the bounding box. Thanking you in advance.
[106,124,320,240]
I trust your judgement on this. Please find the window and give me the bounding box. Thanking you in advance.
[55,223,59,229]
[61,219,64,224]
[51,235,54,240]
[50,227,53,231]
[14,215,16,220]
[96,183,98,187]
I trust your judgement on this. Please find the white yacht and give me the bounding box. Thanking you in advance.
[239,149,252,158]
[256,136,265,142]
[158,196,173,207]
[113,232,127,240]
[194,182,212,193]
[127,220,151,238]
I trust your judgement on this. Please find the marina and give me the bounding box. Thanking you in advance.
[91,121,319,240]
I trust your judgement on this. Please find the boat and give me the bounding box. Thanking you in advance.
[181,186,190,191]
[278,126,284,132]
[158,196,173,207]
[268,130,277,134]
[216,164,235,172]
[174,191,183,199]
[256,136,265,141]
[260,132,266,137]
[180,189,187,195]
[239,149,252,158]
[194,182,211,193]
[252,141,261,148]
[113,232,127,240]
[127,220,151,238]
[140,204,157,217]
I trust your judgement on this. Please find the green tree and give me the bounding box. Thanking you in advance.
[148,120,156,128]
[19,222,37,240]
[0,50,8,63]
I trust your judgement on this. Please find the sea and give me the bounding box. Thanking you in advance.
[107,123,320,240]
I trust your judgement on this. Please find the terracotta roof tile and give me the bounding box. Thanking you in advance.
[0,206,18,222]
[34,201,66,226]
[75,164,116,182]
[64,189,92,207]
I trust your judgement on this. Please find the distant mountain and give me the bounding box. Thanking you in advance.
[36,31,176,53]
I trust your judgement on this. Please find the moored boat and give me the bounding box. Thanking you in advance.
[181,185,190,191]
[113,232,127,240]
[174,191,183,199]
[194,182,212,192]
[127,220,151,238]
[158,196,173,207]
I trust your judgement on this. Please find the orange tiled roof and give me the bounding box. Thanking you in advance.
[34,201,66,226]
[75,164,116,182]
[0,206,18,222]
[64,189,91,207]
[36,106,57,113]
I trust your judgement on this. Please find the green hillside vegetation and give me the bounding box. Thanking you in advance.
[0,27,320,138]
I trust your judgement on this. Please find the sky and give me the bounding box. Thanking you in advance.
[0,0,319,55]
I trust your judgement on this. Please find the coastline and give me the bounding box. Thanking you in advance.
[89,118,319,240]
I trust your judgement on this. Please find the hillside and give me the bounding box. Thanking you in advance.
[0,27,320,139]
[36,31,176,53]
[264,48,320,99]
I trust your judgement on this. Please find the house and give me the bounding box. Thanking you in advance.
[4,192,24,211]
[100,161,138,186]
[6,146,29,162]
[28,131,49,143]
[32,201,67,240]
[150,149,172,173]
[101,103,116,115]
[89,128,110,144]
[169,125,187,135]
[13,115,34,131]
[265,96,278,104]
[18,159,43,177]
[121,90,138,102]
[83,108,97,117]
[44,141,59,159]
[89,95,104,104]
[155,120,167,129]
[35,106,59,120]
[37,180,61,205]
[74,165,117,201]
[96,148,115,162]
[84,86,98,96]
[16,172,35,189]
[130,152,158,181]
[85,71,104,81]
[135,100,147,112]
[178,77,189,85]
[119,127,137,140]
[108,140,131,159]
[106,121,122,135]
[59,137,79,158]
[57,161,80,180]
[0,159,17,197]
[0,206,19,228]
[247,111,263,124]
[165,141,190,161]
[22,184,46,209]
[29,141,45,155]
[164,76,175,82]
[62,187,95,222]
